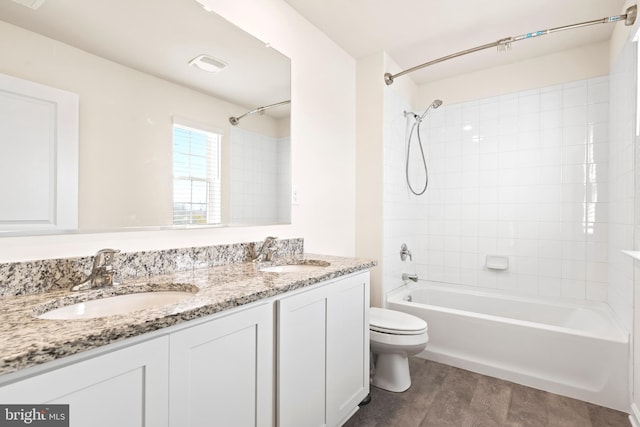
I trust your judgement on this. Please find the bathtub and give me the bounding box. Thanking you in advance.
[386,281,629,411]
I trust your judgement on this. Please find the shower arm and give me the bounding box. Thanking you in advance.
[384,4,637,85]
[229,100,291,126]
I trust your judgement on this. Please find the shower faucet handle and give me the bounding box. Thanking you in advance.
[400,243,412,261]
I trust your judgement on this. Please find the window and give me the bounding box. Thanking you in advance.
[172,123,221,225]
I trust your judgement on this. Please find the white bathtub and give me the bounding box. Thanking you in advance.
[386,281,629,411]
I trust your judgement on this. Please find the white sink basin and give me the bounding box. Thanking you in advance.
[259,261,329,273]
[38,291,194,320]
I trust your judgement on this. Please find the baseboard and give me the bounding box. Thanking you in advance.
[630,403,640,427]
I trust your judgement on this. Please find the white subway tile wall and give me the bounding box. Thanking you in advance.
[229,127,291,224]
[276,136,292,222]
[608,38,636,332]
[421,77,610,300]
[383,76,617,304]
[382,87,419,297]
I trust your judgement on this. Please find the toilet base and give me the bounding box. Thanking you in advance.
[371,353,411,392]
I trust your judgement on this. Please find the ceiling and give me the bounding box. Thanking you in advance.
[0,0,291,117]
[283,0,628,85]
[0,0,629,108]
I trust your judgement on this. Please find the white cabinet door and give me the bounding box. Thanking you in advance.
[169,303,274,427]
[278,283,329,427]
[0,336,169,427]
[278,272,370,427]
[326,273,370,427]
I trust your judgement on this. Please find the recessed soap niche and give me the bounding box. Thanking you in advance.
[485,255,509,271]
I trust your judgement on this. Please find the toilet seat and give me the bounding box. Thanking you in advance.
[370,307,427,336]
[369,307,429,392]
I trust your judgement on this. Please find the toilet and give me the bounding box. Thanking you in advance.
[369,307,428,392]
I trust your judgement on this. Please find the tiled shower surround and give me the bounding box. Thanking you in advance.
[426,77,609,299]
[384,76,618,306]
[0,238,304,297]
[230,127,291,224]
[609,38,637,331]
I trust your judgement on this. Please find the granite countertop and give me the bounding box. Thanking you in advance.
[0,254,375,377]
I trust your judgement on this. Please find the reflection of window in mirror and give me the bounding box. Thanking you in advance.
[172,123,222,225]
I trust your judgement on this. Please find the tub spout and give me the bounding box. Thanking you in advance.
[402,273,418,282]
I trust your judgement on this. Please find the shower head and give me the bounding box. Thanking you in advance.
[418,99,444,121]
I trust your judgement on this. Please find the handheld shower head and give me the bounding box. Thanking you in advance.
[405,100,443,196]
[418,99,444,121]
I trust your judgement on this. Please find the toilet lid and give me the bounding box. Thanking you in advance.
[370,307,427,335]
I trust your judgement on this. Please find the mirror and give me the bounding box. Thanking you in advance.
[0,0,291,236]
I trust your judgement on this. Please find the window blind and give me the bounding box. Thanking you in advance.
[172,124,221,225]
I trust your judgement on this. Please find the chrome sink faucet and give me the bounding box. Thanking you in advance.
[248,237,278,262]
[71,248,120,291]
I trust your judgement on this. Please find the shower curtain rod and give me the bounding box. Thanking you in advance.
[384,5,638,85]
[229,100,291,126]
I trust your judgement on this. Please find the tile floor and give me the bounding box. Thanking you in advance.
[344,358,630,427]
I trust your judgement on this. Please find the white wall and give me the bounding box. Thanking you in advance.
[610,0,637,66]
[0,0,357,261]
[415,42,609,108]
[356,52,385,306]
[210,0,356,257]
[356,51,419,307]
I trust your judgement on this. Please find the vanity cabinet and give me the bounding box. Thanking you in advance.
[169,302,274,427]
[277,272,370,427]
[0,336,169,427]
[0,302,273,427]
[0,270,370,427]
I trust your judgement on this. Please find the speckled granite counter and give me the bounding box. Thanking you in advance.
[0,254,375,377]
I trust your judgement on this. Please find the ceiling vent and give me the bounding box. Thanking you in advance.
[10,0,46,9]
[188,54,228,74]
